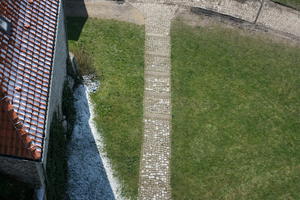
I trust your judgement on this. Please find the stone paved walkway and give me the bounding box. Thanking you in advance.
[130,2,177,200]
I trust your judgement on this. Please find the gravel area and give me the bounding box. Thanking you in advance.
[66,83,124,200]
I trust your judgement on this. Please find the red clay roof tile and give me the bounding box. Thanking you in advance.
[0,0,60,160]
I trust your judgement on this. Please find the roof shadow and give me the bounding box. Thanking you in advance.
[64,0,88,41]
[0,173,34,200]
[66,17,87,41]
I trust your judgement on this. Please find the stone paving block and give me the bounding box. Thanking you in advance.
[145,76,170,95]
[144,95,171,115]
[146,22,171,36]
[257,0,300,38]
[145,35,171,56]
[139,118,171,200]
[145,54,170,73]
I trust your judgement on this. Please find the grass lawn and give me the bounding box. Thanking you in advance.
[272,0,300,10]
[67,17,144,199]
[171,20,300,200]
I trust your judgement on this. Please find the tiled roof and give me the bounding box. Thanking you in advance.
[0,0,60,160]
[0,87,35,159]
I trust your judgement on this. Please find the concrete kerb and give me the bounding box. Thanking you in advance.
[172,0,300,39]
[257,0,300,38]
[128,0,263,22]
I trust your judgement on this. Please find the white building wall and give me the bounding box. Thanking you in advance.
[0,0,67,188]
[42,0,68,167]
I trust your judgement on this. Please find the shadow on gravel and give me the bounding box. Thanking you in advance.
[0,173,34,200]
[66,85,115,200]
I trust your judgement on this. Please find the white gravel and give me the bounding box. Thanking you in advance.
[82,75,100,93]
[66,81,124,200]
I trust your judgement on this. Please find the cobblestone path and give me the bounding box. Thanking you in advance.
[130,2,177,199]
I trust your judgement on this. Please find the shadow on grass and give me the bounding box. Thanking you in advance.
[65,0,88,41]
[66,17,88,41]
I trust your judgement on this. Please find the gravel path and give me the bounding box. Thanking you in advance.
[66,84,123,200]
[130,2,177,199]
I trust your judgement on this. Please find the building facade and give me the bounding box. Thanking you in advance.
[0,0,67,191]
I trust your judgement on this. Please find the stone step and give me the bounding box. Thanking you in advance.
[146,32,168,38]
[145,51,169,58]
[145,70,170,77]
[145,34,170,55]
[144,95,171,115]
[145,54,170,73]
[146,23,170,36]
[140,117,171,199]
[145,75,170,95]
[143,117,170,131]
[144,91,170,99]
[144,112,171,121]
[146,33,170,40]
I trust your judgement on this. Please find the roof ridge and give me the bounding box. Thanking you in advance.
[0,86,40,160]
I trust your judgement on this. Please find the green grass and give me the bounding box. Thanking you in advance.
[171,20,300,200]
[67,17,144,199]
[272,0,300,10]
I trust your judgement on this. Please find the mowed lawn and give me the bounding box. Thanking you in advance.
[68,18,144,199]
[171,20,300,200]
